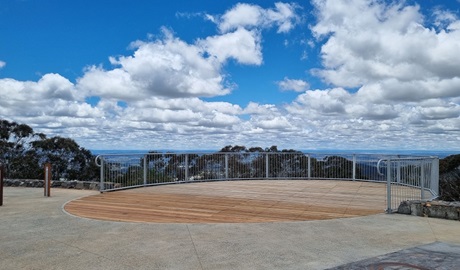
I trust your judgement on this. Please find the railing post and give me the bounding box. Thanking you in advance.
[0,164,4,206]
[352,154,356,180]
[307,155,311,179]
[143,155,147,186]
[397,160,401,183]
[225,154,229,179]
[431,158,439,197]
[44,163,51,197]
[265,153,269,179]
[386,159,392,213]
[185,154,189,181]
[100,157,105,192]
[420,160,425,200]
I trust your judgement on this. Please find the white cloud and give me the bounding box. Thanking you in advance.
[217,2,300,33]
[255,116,292,130]
[78,28,230,100]
[199,27,262,65]
[219,3,261,33]
[310,0,460,103]
[2,1,460,151]
[0,74,104,131]
[286,88,348,119]
[432,8,458,29]
[0,61,5,69]
[277,77,309,92]
[243,102,280,115]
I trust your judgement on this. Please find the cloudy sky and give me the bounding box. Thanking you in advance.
[1,0,460,151]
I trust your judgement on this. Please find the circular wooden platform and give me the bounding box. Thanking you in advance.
[64,180,387,223]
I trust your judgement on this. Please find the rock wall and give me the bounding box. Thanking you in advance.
[398,200,460,221]
[3,179,100,191]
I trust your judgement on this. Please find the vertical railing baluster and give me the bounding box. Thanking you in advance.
[352,154,356,180]
[265,153,269,179]
[143,155,147,186]
[185,154,189,181]
[225,154,229,180]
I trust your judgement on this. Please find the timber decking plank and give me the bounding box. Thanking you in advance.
[65,180,391,223]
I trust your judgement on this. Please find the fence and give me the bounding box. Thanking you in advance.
[95,152,439,212]
[0,164,3,206]
[377,157,439,212]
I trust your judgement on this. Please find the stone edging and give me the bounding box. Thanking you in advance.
[398,200,460,221]
[2,179,100,190]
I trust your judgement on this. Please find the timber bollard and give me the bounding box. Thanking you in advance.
[0,164,3,206]
[44,163,51,197]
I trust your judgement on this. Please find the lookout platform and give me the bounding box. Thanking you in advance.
[65,180,388,223]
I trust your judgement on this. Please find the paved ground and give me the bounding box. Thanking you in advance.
[1,187,460,270]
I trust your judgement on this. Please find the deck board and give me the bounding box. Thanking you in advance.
[64,180,390,223]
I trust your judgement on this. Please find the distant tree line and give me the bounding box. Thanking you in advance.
[1,119,459,202]
[0,119,98,180]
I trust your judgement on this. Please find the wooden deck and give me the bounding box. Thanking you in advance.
[64,180,388,223]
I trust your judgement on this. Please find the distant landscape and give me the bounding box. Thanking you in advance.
[1,119,459,201]
[91,149,460,159]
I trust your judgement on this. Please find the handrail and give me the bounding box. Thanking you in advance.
[95,155,103,167]
[377,159,385,176]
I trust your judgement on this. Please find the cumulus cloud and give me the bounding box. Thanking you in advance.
[0,74,103,130]
[273,0,460,150]
[310,0,460,102]
[78,29,230,100]
[199,27,263,65]
[286,88,349,118]
[0,73,76,104]
[277,77,309,92]
[2,1,460,151]
[217,2,300,33]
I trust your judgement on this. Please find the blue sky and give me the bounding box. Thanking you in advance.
[1,0,460,151]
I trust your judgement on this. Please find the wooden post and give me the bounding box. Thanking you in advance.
[0,164,4,206]
[44,163,51,197]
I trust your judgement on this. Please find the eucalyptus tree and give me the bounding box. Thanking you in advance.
[0,119,98,180]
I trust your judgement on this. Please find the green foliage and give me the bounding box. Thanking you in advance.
[0,119,98,180]
[439,154,460,201]
[439,154,460,174]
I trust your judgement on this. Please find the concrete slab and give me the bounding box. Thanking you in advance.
[1,187,459,270]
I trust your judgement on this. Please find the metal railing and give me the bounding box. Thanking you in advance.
[95,152,439,213]
[377,157,439,212]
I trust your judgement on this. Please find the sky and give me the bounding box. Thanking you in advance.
[1,0,460,151]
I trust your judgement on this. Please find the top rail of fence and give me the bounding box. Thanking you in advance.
[95,152,438,195]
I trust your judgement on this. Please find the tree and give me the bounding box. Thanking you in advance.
[32,136,98,180]
[0,119,98,180]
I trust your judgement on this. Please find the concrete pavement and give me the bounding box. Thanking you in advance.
[1,187,459,270]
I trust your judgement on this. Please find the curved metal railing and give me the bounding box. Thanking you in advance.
[377,157,439,212]
[96,152,439,212]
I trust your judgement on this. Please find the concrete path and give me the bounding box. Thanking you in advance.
[1,187,459,270]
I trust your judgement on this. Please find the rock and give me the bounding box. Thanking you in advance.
[397,200,411,214]
[398,200,460,221]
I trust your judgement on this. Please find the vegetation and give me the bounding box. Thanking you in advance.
[1,119,459,202]
[0,119,98,180]
[439,154,460,201]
